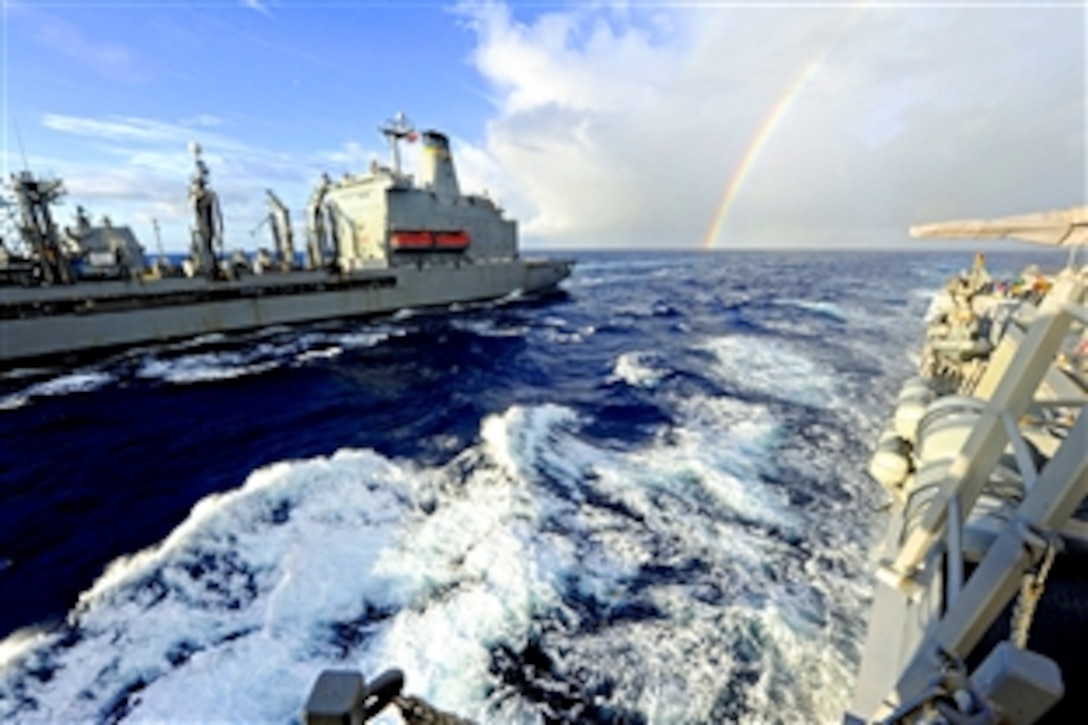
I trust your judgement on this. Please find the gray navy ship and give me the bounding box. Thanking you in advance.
[0,113,574,365]
[846,208,1087,723]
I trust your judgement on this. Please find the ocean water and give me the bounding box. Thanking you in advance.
[0,250,1062,723]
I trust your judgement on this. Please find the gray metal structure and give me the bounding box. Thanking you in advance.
[263,188,295,270]
[0,115,573,365]
[848,210,1088,723]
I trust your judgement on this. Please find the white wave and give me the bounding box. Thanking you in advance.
[0,626,52,672]
[292,329,391,363]
[166,332,227,351]
[613,299,673,320]
[337,330,396,347]
[0,451,414,721]
[0,395,866,723]
[701,335,834,407]
[450,318,528,338]
[27,371,113,397]
[780,298,850,320]
[536,322,597,345]
[0,367,54,380]
[134,326,398,384]
[566,273,611,288]
[611,351,666,388]
[0,394,27,411]
[0,371,114,410]
[295,346,344,363]
[494,288,524,305]
[137,352,280,384]
[540,328,587,345]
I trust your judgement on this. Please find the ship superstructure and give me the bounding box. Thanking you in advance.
[319,115,517,270]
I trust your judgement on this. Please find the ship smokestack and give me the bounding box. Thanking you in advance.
[420,131,460,199]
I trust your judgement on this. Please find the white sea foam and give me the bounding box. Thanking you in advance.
[138,330,395,383]
[450,318,528,338]
[296,346,344,363]
[0,367,53,380]
[137,352,280,384]
[166,332,227,351]
[0,451,414,721]
[338,330,396,347]
[611,350,666,388]
[0,394,27,411]
[0,371,114,411]
[0,391,865,723]
[701,335,834,407]
[567,258,690,289]
[495,288,524,305]
[781,298,850,321]
[28,371,113,397]
[540,328,589,345]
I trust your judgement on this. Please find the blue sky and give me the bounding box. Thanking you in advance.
[2,1,1085,251]
[3,0,510,250]
[7,2,489,145]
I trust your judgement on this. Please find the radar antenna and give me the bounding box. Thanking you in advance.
[378,111,418,177]
[14,120,30,173]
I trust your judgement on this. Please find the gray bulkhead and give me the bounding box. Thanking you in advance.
[323,176,394,267]
[385,188,516,262]
[325,177,516,268]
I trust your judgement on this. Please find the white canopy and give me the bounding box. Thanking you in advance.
[909,206,1088,246]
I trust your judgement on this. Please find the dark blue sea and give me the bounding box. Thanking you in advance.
[0,249,1067,722]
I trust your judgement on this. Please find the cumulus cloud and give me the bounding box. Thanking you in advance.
[16,3,1082,253]
[456,1,1085,248]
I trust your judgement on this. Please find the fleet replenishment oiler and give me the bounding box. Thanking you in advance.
[0,113,573,365]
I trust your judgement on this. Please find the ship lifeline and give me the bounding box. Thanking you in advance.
[0,114,574,365]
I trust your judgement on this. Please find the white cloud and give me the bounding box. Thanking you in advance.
[319,140,384,170]
[42,115,213,146]
[456,2,1085,249]
[29,114,377,253]
[242,0,272,17]
[18,4,1082,254]
[181,114,226,129]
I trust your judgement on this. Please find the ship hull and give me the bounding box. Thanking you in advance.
[0,258,573,365]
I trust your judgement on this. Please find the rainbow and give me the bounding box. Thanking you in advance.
[702,5,867,250]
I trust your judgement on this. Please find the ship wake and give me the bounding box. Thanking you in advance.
[1,334,876,723]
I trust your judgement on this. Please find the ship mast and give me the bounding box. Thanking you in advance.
[378,111,417,177]
[187,141,224,280]
[10,171,75,284]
